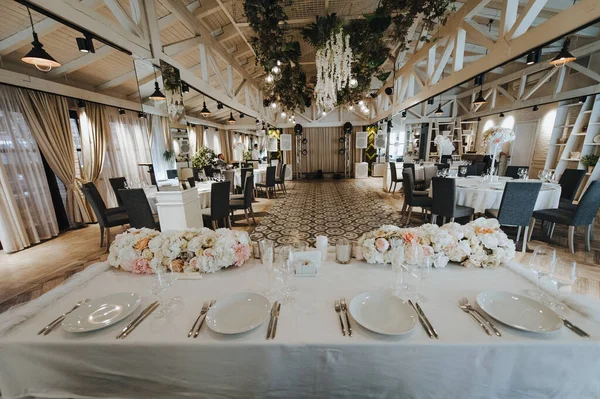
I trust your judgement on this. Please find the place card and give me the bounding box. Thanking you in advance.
[290,250,321,277]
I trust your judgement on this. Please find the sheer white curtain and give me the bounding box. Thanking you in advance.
[100,109,152,206]
[149,114,174,182]
[0,87,59,253]
[231,133,243,162]
[204,128,221,153]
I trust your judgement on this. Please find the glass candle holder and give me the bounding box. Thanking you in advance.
[315,235,328,261]
[336,239,352,264]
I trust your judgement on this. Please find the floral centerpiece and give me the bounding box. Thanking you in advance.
[481,127,515,178]
[357,218,515,268]
[433,134,455,156]
[191,146,216,169]
[108,228,252,274]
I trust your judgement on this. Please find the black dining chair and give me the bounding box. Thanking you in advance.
[401,170,433,226]
[473,162,486,176]
[529,181,600,253]
[81,182,129,248]
[430,177,474,225]
[201,181,231,229]
[118,188,159,230]
[558,168,587,210]
[484,182,542,253]
[435,163,448,171]
[187,177,196,188]
[403,163,425,189]
[275,164,288,194]
[505,166,528,179]
[166,169,178,179]
[230,175,257,225]
[256,166,276,199]
[441,155,452,164]
[465,165,479,176]
[109,177,127,206]
[388,162,402,193]
[422,165,436,191]
[237,167,253,194]
[202,166,214,179]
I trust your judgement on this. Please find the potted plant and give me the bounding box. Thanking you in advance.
[581,154,598,173]
[163,150,174,162]
[191,146,217,170]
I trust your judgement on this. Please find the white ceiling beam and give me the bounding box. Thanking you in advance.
[567,62,600,83]
[95,70,136,91]
[0,0,105,56]
[498,0,519,38]
[157,1,200,30]
[507,0,549,40]
[130,0,148,39]
[192,0,221,19]
[45,44,116,77]
[214,0,255,58]
[432,39,455,84]
[103,0,143,37]
[453,28,466,72]
[495,85,516,102]
[462,21,496,50]
[163,36,204,56]
[521,68,557,100]
[215,24,238,43]
[143,0,161,57]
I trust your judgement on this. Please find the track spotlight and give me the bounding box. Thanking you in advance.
[239,112,244,119]
[474,74,484,86]
[138,112,146,119]
[578,96,586,104]
[119,108,126,115]
[550,38,576,67]
[526,48,541,65]
[217,102,224,110]
[499,112,505,117]
[76,35,95,53]
[533,105,539,111]
[401,110,407,120]
[77,99,86,108]
[477,117,482,122]
[385,87,393,96]
[181,82,189,94]
[427,98,434,105]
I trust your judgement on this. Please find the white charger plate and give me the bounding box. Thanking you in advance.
[349,292,417,336]
[205,293,271,334]
[62,292,141,333]
[476,291,562,333]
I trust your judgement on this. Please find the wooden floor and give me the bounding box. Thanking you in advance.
[0,178,598,313]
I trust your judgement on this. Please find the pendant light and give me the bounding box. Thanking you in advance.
[435,97,444,116]
[149,68,166,101]
[227,111,236,125]
[473,90,487,105]
[21,8,60,72]
[550,38,576,67]
[200,95,211,117]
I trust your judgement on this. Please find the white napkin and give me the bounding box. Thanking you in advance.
[505,260,600,322]
[0,261,112,337]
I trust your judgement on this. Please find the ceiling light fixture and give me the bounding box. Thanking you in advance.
[349,77,358,88]
[348,105,354,111]
[550,38,576,67]
[435,103,444,116]
[533,105,539,111]
[281,111,286,118]
[181,82,189,94]
[76,34,95,53]
[578,96,586,103]
[265,74,274,84]
[22,8,61,72]
[401,110,407,120]
[474,74,484,87]
[271,102,277,109]
[427,98,435,105]
[149,68,166,101]
[119,108,126,115]
[526,48,541,65]
[227,111,236,125]
[239,112,244,119]
[499,112,505,117]
[473,90,487,105]
[200,96,211,117]
[358,100,364,106]
[77,99,86,108]
[217,102,224,110]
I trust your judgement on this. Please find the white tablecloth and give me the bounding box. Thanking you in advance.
[0,257,598,399]
[233,168,265,186]
[145,183,212,214]
[452,177,562,214]
[383,164,427,192]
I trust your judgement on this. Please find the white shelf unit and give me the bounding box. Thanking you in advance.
[545,95,600,199]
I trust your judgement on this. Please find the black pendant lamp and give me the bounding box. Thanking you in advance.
[435,97,444,116]
[21,8,60,72]
[550,38,576,67]
[200,95,211,117]
[149,68,166,101]
[473,90,487,106]
[227,111,236,125]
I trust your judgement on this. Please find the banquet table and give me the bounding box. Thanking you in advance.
[449,177,562,214]
[233,168,265,186]
[145,182,212,214]
[0,256,599,399]
[383,163,429,192]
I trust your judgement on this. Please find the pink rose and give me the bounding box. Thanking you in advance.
[132,258,153,274]
[374,238,390,253]
[422,245,435,257]
[233,243,251,266]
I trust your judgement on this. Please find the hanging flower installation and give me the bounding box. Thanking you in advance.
[313,24,354,111]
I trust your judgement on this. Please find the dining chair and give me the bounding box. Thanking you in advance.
[230,175,257,225]
[465,165,479,176]
[473,162,486,176]
[237,167,253,194]
[81,182,129,248]
[275,164,288,194]
[430,177,474,225]
[118,188,159,230]
[558,168,586,210]
[422,165,437,191]
[435,163,448,171]
[403,163,425,189]
[401,170,433,226]
[256,166,276,199]
[484,182,541,253]
[440,155,452,164]
[203,166,214,179]
[388,162,402,193]
[223,170,235,193]
[529,180,600,253]
[166,169,178,179]
[201,181,231,229]
[109,177,127,206]
[505,166,528,179]
[187,177,196,188]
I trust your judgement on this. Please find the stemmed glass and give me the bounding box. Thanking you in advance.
[517,168,525,180]
[549,258,577,311]
[389,239,405,298]
[275,246,295,303]
[150,263,183,319]
[459,166,467,177]
[526,245,556,301]
[259,239,275,297]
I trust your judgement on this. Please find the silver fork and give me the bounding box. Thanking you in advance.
[194,300,216,338]
[458,299,491,336]
[38,299,89,335]
[188,301,209,337]
[340,298,352,337]
[334,300,346,336]
[461,298,501,337]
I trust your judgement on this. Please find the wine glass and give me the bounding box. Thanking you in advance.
[410,252,431,303]
[459,166,467,177]
[260,240,276,297]
[526,245,556,301]
[150,263,183,319]
[389,239,405,298]
[275,246,295,303]
[549,258,577,311]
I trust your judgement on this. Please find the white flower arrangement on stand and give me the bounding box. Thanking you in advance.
[108,228,252,274]
[315,30,353,111]
[433,135,455,156]
[481,127,516,178]
[357,218,515,268]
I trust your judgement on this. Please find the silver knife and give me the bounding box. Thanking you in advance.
[271,302,281,339]
[408,300,433,338]
[120,302,160,339]
[266,301,278,340]
[194,300,216,338]
[116,301,158,339]
[560,317,590,337]
[415,302,439,339]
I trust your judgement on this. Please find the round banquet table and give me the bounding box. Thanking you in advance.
[145,182,212,214]
[233,168,265,186]
[451,177,562,214]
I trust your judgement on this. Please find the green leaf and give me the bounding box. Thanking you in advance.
[376,71,391,82]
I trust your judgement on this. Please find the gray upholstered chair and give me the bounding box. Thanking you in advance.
[558,168,586,210]
[505,166,528,179]
[223,170,235,193]
[81,182,129,247]
[403,163,425,188]
[201,181,231,229]
[275,164,287,194]
[484,182,541,253]
[187,177,196,188]
[529,180,600,253]
[256,166,276,199]
[118,189,159,230]
[388,162,402,193]
[431,177,474,225]
[401,170,433,226]
[230,175,256,225]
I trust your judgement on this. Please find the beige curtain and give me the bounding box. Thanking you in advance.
[188,124,197,155]
[78,102,108,185]
[301,127,351,173]
[16,88,91,225]
[220,129,232,162]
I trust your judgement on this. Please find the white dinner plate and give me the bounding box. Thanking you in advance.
[349,292,417,335]
[206,292,271,334]
[62,292,141,333]
[476,291,562,333]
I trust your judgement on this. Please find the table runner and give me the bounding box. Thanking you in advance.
[0,257,598,399]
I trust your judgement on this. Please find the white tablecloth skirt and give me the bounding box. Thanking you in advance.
[145,184,212,214]
[234,169,265,186]
[0,257,598,399]
[383,164,426,192]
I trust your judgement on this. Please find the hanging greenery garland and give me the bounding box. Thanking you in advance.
[244,0,312,112]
